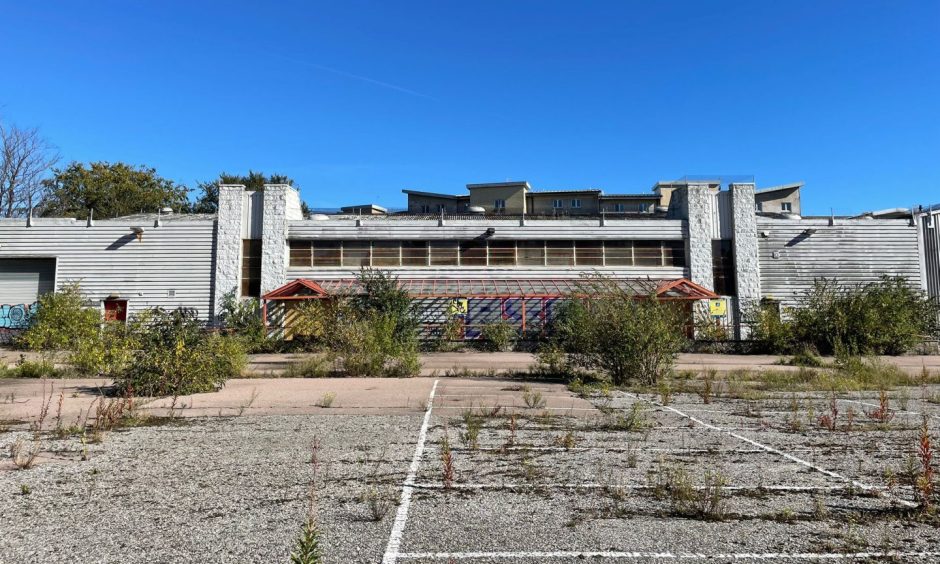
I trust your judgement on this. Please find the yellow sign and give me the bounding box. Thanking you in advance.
[449,298,468,316]
[709,299,727,316]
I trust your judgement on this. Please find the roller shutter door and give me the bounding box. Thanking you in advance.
[0,258,56,305]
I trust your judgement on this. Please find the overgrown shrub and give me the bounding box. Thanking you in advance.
[70,315,147,377]
[353,268,419,342]
[480,319,516,352]
[330,311,420,377]
[554,275,687,385]
[290,270,421,377]
[431,316,465,352]
[219,291,280,353]
[750,277,940,355]
[18,283,100,352]
[115,308,246,395]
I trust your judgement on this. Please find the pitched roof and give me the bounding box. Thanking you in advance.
[277,277,717,300]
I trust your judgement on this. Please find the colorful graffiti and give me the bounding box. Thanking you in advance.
[0,303,37,331]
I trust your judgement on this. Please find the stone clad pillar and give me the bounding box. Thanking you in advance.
[260,184,303,297]
[684,183,716,291]
[212,184,246,323]
[730,183,761,338]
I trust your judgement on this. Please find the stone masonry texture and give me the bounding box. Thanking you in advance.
[212,184,245,322]
[731,183,761,338]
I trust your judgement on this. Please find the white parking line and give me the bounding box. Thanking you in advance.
[622,392,919,508]
[839,398,940,421]
[381,379,439,564]
[396,550,940,560]
[411,482,871,493]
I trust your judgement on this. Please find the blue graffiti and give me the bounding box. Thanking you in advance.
[0,303,37,330]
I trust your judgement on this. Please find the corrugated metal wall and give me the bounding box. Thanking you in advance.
[0,218,217,320]
[288,217,688,241]
[757,218,921,307]
[921,209,940,299]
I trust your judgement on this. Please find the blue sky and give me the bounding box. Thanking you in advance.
[1,1,937,215]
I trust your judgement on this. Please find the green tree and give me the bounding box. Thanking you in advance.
[39,161,188,219]
[189,170,311,215]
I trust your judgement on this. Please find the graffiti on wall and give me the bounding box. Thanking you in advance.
[0,303,37,343]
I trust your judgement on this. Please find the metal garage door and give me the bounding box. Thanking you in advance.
[0,258,56,305]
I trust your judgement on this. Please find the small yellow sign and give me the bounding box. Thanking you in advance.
[709,299,727,317]
[449,298,468,316]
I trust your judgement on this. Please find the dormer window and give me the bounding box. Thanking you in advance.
[552,199,563,209]
[781,202,792,213]
[494,199,506,210]
[571,199,582,209]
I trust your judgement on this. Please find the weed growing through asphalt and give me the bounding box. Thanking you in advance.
[649,459,729,520]
[19,484,31,495]
[361,486,392,522]
[604,401,650,432]
[658,380,672,405]
[867,390,895,426]
[555,430,577,450]
[316,392,336,409]
[813,496,829,520]
[818,393,839,432]
[359,445,392,521]
[10,436,40,470]
[916,416,935,511]
[625,440,639,468]
[521,386,546,409]
[290,437,323,564]
[461,411,481,450]
[237,388,260,416]
[440,431,454,490]
[699,371,714,404]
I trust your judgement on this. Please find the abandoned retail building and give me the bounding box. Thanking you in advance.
[1,178,937,341]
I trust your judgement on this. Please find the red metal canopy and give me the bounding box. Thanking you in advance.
[262,277,717,301]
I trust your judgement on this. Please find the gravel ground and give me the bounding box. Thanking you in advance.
[2,380,940,563]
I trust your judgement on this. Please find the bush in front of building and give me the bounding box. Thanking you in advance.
[289,269,421,377]
[218,291,285,353]
[18,283,100,354]
[750,276,940,356]
[114,308,246,396]
[479,319,517,352]
[554,275,687,386]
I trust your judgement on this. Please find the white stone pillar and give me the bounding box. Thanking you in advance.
[260,184,303,296]
[685,183,716,290]
[730,183,761,338]
[212,184,247,323]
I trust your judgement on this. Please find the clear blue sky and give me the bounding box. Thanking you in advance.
[2,1,938,215]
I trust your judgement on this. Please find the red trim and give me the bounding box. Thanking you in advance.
[261,279,329,300]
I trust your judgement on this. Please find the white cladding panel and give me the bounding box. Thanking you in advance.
[0,219,217,320]
[921,210,940,299]
[758,218,921,307]
[287,218,687,240]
